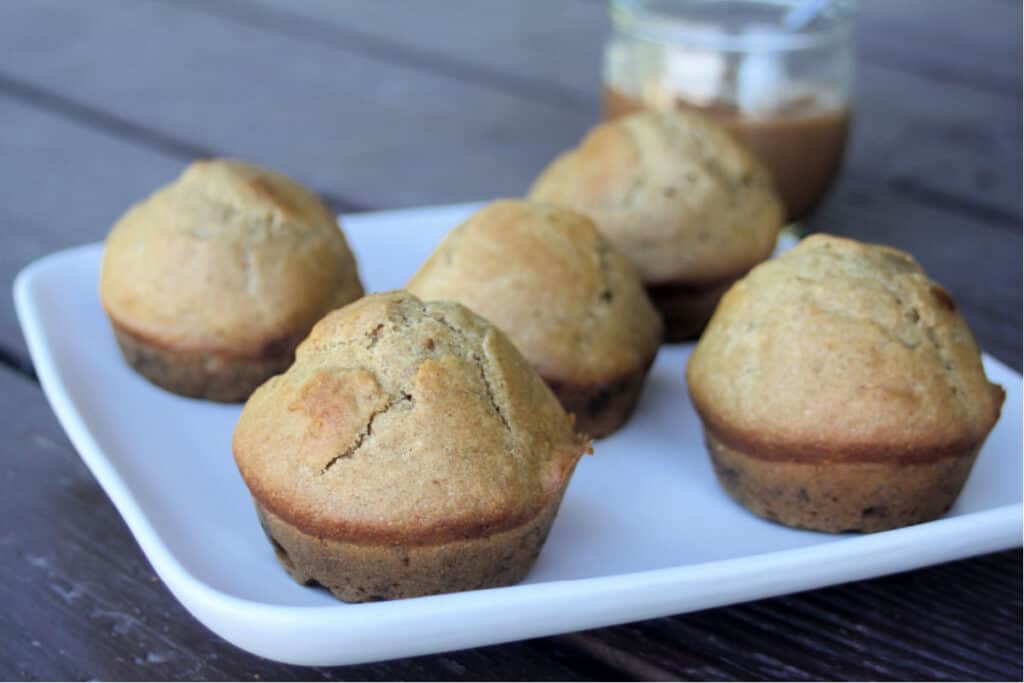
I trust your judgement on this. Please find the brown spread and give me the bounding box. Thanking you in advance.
[604,86,850,221]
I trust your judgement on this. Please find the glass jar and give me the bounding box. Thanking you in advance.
[603,0,856,221]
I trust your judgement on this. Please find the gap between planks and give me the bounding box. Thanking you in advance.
[0,71,371,217]
[0,4,1018,374]
[169,0,1022,105]
[165,0,596,110]
[111,0,1024,234]
[0,342,36,381]
[0,58,1018,239]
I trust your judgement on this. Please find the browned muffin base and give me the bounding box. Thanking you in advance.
[704,429,979,533]
[112,324,294,403]
[255,486,569,603]
[647,275,742,343]
[544,357,655,439]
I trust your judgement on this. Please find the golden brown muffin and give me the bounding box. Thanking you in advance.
[687,235,1004,533]
[528,109,785,341]
[233,291,590,602]
[407,200,663,438]
[100,159,364,402]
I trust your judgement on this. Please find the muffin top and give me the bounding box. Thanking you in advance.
[528,109,784,285]
[100,159,363,356]
[687,235,1004,463]
[407,200,663,386]
[233,291,589,545]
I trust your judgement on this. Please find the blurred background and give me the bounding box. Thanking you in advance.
[3,0,1021,362]
[2,2,1018,204]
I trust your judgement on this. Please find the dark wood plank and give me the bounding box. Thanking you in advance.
[2,0,1018,218]
[240,0,1022,218]
[846,64,1022,229]
[856,0,1022,97]
[0,70,368,213]
[558,549,1022,681]
[246,0,1022,101]
[229,0,561,113]
[0,93,186,367]
[185,0,603,108]
[0,0,593,209]
[0,365,598,681]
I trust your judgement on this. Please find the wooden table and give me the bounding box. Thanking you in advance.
[2,1,1020,679]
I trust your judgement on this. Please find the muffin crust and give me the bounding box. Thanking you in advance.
[705,430,980,533]
[407,200,662,437]
[646,275,742,342]
[544,358,656,440]
[687,235,1004,532]
[111,324,298,403]
[100,159,364,401]
[529,110,784,339]
[255,489,566,602]
[233,292,589,600]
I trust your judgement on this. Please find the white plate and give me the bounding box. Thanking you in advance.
[14,202,1023,666]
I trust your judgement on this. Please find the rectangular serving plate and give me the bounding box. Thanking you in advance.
[14,202,1023,666]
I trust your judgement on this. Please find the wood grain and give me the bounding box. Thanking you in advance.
[0,0,1020,679]
[0,92,184,367]
[856,0,1023,97]
[0,0,594,209]
[1,0,1018,217]
[225,0,1024,218]
[571,547,1022,681]
[0,365,605,681]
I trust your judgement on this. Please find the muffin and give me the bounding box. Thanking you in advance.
[407,200,663,438]
[528,109,785,341]
[233,291,590,602]
[687,235,1004,533]
[100,159,364,402]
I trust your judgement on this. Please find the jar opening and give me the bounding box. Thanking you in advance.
[611,0,856,53]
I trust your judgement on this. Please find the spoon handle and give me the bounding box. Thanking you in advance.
[783,0,834,31]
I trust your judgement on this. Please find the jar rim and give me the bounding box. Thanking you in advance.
[611,0,856,53]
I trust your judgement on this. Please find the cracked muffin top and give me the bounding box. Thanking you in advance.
[528,109,784,285]
[687,234,1004,463]
[407,200,663,387]
[233,291,590,545]
[100,159,363,356]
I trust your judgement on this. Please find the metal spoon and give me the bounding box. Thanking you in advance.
[783,0,835,31]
